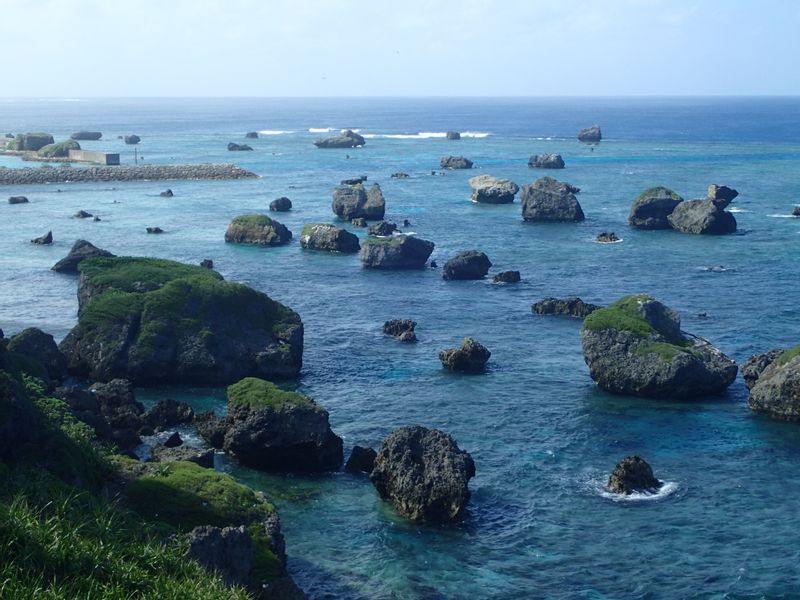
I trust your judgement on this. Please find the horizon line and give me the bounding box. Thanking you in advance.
[2,94,800,100]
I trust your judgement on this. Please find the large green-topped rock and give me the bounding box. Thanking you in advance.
[748,345,800,421]
[581,294,737,398]
[37,139,80,158]
[224,214,292,246]
[59,257,303,384]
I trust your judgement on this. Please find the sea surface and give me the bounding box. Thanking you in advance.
[1,97,800,599]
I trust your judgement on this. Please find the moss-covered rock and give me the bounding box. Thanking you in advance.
[224,214,292,246]
[299,223,360,253]
[628,187,683,229]
[37,139,80,158]
[7,327,68,381]
[748,345,800,421]
[59,257,303,384]
[14,132,55,151]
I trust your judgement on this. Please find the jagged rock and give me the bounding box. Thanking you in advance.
[446,131,461,140]
[146,227,164,234]
[532,297,601,318]
[124,135,141,145]
[332,183,385,221]
[70,131,103,141]
[370,425,475,522]
[442,251,492,280]
[200,259,214,269]
[351,217,367,227]
[706,184,738,207]
[520,176,584,221]
[89,379,145,451]
[143,399,194,431]
[314,129,365,149]
[360,235,434,269]
[748,346,800,421]
[742,349,785,390]
[578,125,602,142]
[299,224,360,253]
[269,197,292,212]
[528,153,565,169]
[222,377,343,472]
[368,221,398,237]
[8,196,29,204]
[341,176,367,185]
[792,206,800,217]
[151,445,214,468]
[364,183,386,220]
[160,189,174,197]
[383,319,417,342]
[391,171,409,178]
[245,131,259,139]
[595,232,620,243]
[51,240,114,274]
[668,199,737,235]
[492,271,520,283]
[163,431,183,447]
[440,156,473,170]
[469,175,518,204]
[628,186,683,229]
[74,210,93,219]
[186,526,253,587]
[225,215,292,246]
[607,456,661,495]
[345,445,377,474]
[195,411,226,449]
[581,294,738,398]
[227,143,253,151]
[59,257,303,384]
[439,338,490,373]
[31,231,53,245]
[7,328,68,381]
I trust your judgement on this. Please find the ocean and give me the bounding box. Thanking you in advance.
[1,97,799,599]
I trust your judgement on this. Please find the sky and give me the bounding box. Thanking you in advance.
[2,0,799,97]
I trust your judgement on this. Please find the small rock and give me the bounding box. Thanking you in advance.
[792,206,800,217]
[194,411,226,449]
[341,176,367,185]
[93,216,101,222]
[269,197,292,212]
[163,431,183,448]
[300,223,360,253]
[608,456,661,495]
[521,176,584,221]
[492,270,520,283]
[345,445,377,474]
[245,131,259,139]
[160,189,174,197]
[146,227,164,234]
[383,319,417,342]
[74,210,93,219]
[440,156,473,170]
[532,297,601,318]
[403,219,411,227]
[439,337,491,373]
[200,259,214,269]
[368,221,398,237]
[31,231,53,245]
[628,187,684,229]
[391,172,409,179]
[143,399,195,431]
[359,235,435,270]
[707,184,738,208]
[446,131,461,140]
[227,142,253,151]
[595,232,620,243]
[124,135,141,145]
[8,196,29,204]
[442,250,492,280]
[314,130,365,149]
[528,154,565,169]
[351,217,367,227]
[578,125,602,142]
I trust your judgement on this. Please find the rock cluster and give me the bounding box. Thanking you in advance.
[528,153,565,169]
[331,182,385,221]
[314,129,365,148]
[629,184,738,234]
[595,232,620,243]
[368,221,397,237]
[383,319,417,342]
[532,297,600,318]
[300,224,360,253]
[469,175,519,204]
[439,338,491,373]
[492,270,520,283]
[521,176,584,222]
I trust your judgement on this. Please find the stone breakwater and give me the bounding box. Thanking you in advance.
[0,163,257,185]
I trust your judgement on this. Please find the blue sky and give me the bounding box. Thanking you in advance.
[3,0,799,96]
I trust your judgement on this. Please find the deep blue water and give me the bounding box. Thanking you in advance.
[2,97,800,599]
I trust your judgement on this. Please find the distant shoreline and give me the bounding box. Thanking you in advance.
[0,163,257,185]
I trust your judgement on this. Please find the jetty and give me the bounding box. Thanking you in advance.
[0,163,258,185]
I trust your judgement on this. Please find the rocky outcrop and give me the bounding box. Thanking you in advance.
[227,143,253,151]
[383,319,417,342]
[300,224,360,253]
[446,131,461,140]
[596,232,620,243]
[195,411,227,449]
[667,198,737,234]
[225,215,292,246]
[532,297,601,318]
[314,129,365,148]
[742,349,785,390]
[222,377,343,472]
[492,270,520,283]
[345,445,376,473]
[793,206,800,217]
[59,256,303,384]
[124,135,141,145]
[160,189,174,198]
[331,183,385,221]
[8,196,29,204]
[577,125,602,142]
[370,426,475,523]
[368,221,397,237]
[143,399,194,432]
[74,210,93,219]
[7,328,68,382]
[88,379,145,451]
[31,231,53,245]
[364,183,386,220]
[440,155,473,169]
[442,251,492,280]
[38,140,80,158]
[359,235,434,269]
[186,526,253,587]
[71,131,103,141]
[520,176,584,222]
[581,294,737,398]
[200,259,214,269]
[469,175,519,204]
[245,131,259,139]
[707,184,738,204]
[528,154,565,169]
[607,456,661,495]
[146,227,164,234]
[14,133,55,151]
[269,197,292,212]
[748,346,800,421]
[439,338,490,373]
[51,240,114,274]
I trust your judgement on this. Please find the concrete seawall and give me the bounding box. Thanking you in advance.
[0,163,257,185]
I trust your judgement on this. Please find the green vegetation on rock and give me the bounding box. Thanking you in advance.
[230,214,275,227]
[37,140,80,158]
[583,294,657,337]
[635,341,700,361]
[777,344,800,366]
[247,523,283,582]
[227,377,315,411]
[361,235,405,246]
[301,223,329,236]
[635,186,682,201]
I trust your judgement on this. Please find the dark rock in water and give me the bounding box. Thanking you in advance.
[8,328,68,381]
[668,199,737,235]
[146,227,164,234]
[493,270,520,283]
[200,259,214,269]
[185,525,253,587]
[440,155,473,170]
[607,456,661,495]
[225,214,292,246]
[628,187,684,229]
[332,183,385,221]
[31,230,53,245]
[439,337,491,373]
[383,319,417,342]
[93,216,101,222]
[368,221,397,237]
[151,445,214,468]
[8,196,29,204]
[532,297,601,318]
[163,431,183,448]
[269,196,292,212]
[227,142,253,151]
[429,260,438,268]
[351,217,367,227]
[51,239,114,274]
[578,125,602,142]
[345,445,377,474]
[341,176,367,185]
[595,232,620,243]
[360,235,434,269]
[391,171,409,178]
[314,129,365,149]
[442,250,492,280]
[364,183,386,220]
[792,206,800,217]
[14,133,55,151]
[446,131,461,140]
[70,131,103,141]
[707,184,738,207]
[528,153,565,169]
[370,425,475,522]
[74,210,93,219]
[245,131,259,139]
[300,223,360,253]
[124,135,141,145]
[403,219,411,227]
[222,377,343,472]
[521,176,584,221]
[89,379,145,451]
[748,346,800,421]
[59,256,303,384]
[160,189,174,198]
[581,294,738,399]
[469,175,519,204]
[195,411,226,449]
[143,398,195,431]
[742,349,785,390]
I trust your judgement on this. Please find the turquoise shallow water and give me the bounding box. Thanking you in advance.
[2,98,800,598]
